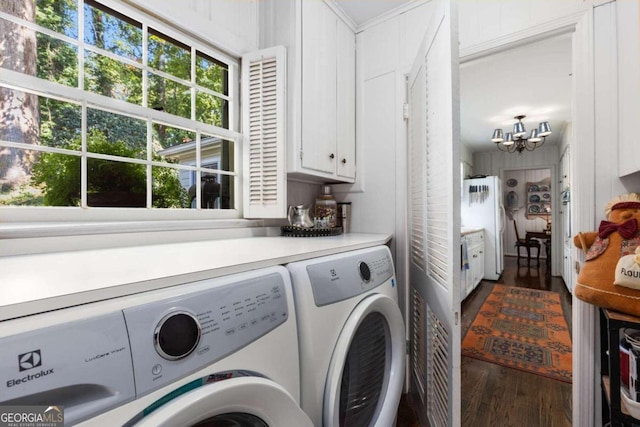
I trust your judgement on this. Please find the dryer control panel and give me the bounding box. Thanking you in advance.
[306,246,395,306]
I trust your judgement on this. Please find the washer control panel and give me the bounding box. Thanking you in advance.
[0,268,290,425]
[358,261,372,282]
[123,272,288,396]
[306,246,395,306]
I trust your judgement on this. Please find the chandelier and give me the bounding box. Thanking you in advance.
[491,115,552,154]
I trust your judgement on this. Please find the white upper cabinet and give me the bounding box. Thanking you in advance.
[260,0,356,183]
[335,18,356,180]
[301,0,337,175]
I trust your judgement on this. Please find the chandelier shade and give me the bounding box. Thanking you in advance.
[491,129,503,142]
[538,121,552,136]
[491,115,552,154]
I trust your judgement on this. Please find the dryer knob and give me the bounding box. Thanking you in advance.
[358,261,372,282]
[154,311,201,361]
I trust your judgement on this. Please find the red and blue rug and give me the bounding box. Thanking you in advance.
[462,284,572,383]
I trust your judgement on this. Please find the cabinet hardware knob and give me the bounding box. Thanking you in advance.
[342,158,347,164]
[329,153,335,159]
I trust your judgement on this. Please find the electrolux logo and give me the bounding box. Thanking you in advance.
[18,350,41,372]
[7,350,54,389]
[6,369,54,388]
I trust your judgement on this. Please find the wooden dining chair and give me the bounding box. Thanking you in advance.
[513,220,541,265]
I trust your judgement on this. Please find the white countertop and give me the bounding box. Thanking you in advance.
[461,227,483,236]
[0,233,391,321]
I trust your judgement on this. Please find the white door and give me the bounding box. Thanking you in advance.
[407,0,461,426]
[130,377,313,427]
[323,294,405,427]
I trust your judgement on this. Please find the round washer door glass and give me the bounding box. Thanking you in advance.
[192,413,267,427]
[339,312,389,427]
[324,294,405,427]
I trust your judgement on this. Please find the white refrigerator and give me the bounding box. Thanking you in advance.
[461,176,505,280]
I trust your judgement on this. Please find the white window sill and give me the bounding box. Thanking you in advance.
[0,219,286,257]
[1,219,267,239]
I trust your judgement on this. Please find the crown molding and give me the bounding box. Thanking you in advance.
[323,0,357,32]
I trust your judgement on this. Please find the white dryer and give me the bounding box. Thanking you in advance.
[0,266,312,427]
[286,246,405,427]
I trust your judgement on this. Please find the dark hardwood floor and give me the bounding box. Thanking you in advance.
[397,255,573,427]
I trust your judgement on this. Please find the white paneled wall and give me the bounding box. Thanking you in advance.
[472,144,559,177]
[332,1,435,323]
[503,168,551,257]
[134,0,258,55]
[360,17,399,81]
[458,0,585,53]
[288,181,321,212]
[593,2,631,214]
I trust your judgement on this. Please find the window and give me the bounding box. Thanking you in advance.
[0,0,240,219]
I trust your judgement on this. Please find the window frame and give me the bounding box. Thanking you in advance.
[0,0,243,224]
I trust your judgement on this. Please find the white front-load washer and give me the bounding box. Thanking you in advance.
[286,246,405,427]
[0,266,312,427]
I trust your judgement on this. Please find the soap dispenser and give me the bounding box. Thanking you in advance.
[315,185,337,228]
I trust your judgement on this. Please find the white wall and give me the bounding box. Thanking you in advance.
[473,143,559,177]
[336,0,434,229]
[458,0,585,54]
[132,0,258,55]
[460,143,473,178]
[560,121,573,157]
[332,1,435,320]
[591,2,640,218]
[571,6,640,424]
[288,181,321,212]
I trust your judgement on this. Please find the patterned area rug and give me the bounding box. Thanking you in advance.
[462,285,572,383]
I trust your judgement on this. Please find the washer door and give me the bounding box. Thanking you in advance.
[133,377,312,427]
[323,293,405,427]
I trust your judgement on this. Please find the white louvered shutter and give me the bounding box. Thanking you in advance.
[242,46,287,218]
[409,71,426,271]
[406,1,460,425]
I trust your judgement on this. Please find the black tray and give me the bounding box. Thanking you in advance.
[281,226,342,237]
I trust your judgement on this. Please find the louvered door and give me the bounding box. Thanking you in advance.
[241,46,287,218]
[407,0,461,425]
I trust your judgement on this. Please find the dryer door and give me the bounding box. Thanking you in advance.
[324,293,405,427]
[131,377,312,427]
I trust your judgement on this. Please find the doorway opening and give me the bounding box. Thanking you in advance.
[459,33,574,426]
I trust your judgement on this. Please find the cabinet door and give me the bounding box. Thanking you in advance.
[336,18,356,179]
[465,245,473,296]
[469,246,480,289]
[618,0,640,176]
[301,0,337,174]
[460,267,467,301]
[477,245,485,283]
[477,246,485,287]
